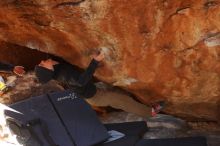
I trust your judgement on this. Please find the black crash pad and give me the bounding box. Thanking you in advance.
[105,121,148,136]
[5,95,74,146]
[5,90,109,146]
[48,91,109,146]
[135,136,207,146]
[98,136,140,146]
[96,121,148,146]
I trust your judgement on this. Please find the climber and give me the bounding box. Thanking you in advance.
[34,51,164,117]
[0,62,25,76]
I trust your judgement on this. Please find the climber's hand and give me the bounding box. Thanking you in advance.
[93,51,105,62]
[13,66,25,76]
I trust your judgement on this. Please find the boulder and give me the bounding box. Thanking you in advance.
[0,0,219,121]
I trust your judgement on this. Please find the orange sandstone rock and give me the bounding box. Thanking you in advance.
[0,0,219,121]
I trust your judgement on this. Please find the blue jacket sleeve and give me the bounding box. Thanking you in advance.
[0,62,14,72]
[76,59,99,86]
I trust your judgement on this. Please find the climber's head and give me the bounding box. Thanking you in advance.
[34,59,58,83]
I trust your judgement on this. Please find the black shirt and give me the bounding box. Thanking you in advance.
[53,59,99,98]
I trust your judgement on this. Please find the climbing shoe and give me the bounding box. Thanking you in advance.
[151,101,165,117]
